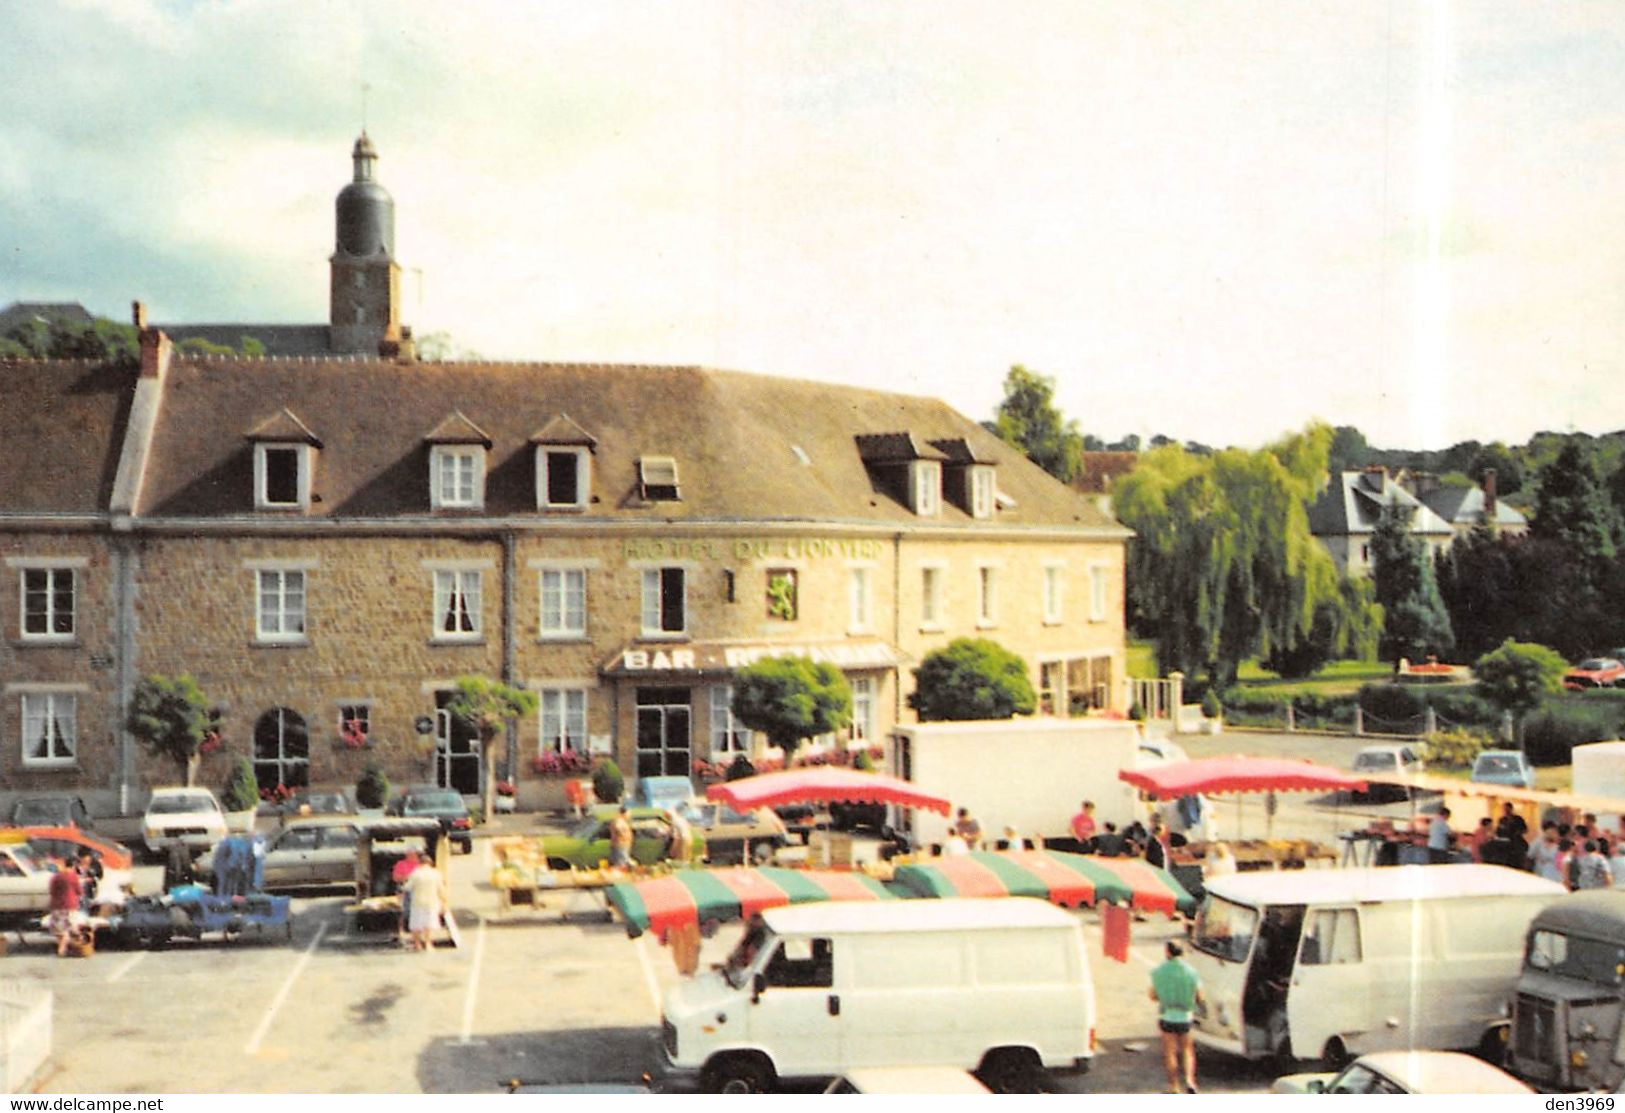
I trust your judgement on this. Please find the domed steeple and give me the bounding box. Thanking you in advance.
[329,132,403,354]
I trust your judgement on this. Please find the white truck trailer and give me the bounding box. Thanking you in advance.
[888,718,1145,849]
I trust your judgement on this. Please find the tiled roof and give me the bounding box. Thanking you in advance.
[160,323,332,356]
[245,408,323,446]
[0,358,136,514]
[530,414,597,447]
[1418,485,1528,529]
[1308,470,1455,538]
[423,410,493,446]
[854,432,947,464]
[1075,451,1139,494]
[127,355,1121,531]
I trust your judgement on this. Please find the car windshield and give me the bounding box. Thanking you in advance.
[149,794,219,815]
[1354,752,1396,770]
[679,804,716,826]
[567,816,607,839]
[12,801,68,824]
[404,792,463,813]
[722,920,773,989]
[1476,755,1521,775]
[1578,659,1616,672]
[3,845,47,873]
[1192,895,1259,963]
[1527,930,1625,987]
[295,792,347,810]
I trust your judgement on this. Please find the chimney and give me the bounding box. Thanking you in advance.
[133,299,171,380]
[1484,468,1498,522]
[378,323,416,363]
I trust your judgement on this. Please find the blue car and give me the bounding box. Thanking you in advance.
[1471,749,1535,789]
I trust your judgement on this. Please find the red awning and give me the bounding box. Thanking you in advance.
[707,768,952,815]
[1119,756,1366,800]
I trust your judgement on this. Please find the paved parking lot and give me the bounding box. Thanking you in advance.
[1,833,1295,1095]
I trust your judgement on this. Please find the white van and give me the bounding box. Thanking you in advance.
[660,897,1096,1093]
[1186,865,1564,1065]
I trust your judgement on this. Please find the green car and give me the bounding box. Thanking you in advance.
[540,807,705,869]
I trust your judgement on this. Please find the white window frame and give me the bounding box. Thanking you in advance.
[255,568,308,643]
[254,443,311,510]
[1043,562,1065,625]
[847,565,874,633]
[850,676,876,744]
[920,563,945,631]
[18,565,76,642]
[709,686,751,759]
[19,690,77,768]
[1038,659,1066,717]
[539,567,588,639]
[911,460,941,517]
[430,445,486,510]
[1089,565,1110,623]
[977,564,999,628]
[970,465,995,519]
[537,446,590,510]
[538,687,589,754]
[433,569,483,641]
[640,567,687,637]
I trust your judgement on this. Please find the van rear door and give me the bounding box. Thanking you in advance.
[749,936,842,1077]
[1285,907,1370,1060]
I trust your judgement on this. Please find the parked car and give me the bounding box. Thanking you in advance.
[1471,749,1536,789]
[1564,657,1625,690]
[10,794,92,830]
[16,827,134,873]
[385,787,473,853]
[540,807,702,869]
[1272,1051,1532,1094]
[141,787,228,857]
[199,817,364,892]
[280,788,356,820]
[678,801,789,865]
[0,834,131,928]
[1351,744,1425,803]
[631,776,694,811]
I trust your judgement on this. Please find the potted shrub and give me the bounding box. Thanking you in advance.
[592,759,626,806]
[220,758,259,831]
[1201,689,1224,735]
[356,763,390,811]
[494,779,517,813]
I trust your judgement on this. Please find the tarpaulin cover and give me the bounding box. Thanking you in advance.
[705,767,952,815]
[888,850,1197,916]
[1119,756,1367,800]
[605,867,895,940]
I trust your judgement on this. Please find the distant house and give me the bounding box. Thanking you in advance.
[1402,471,1528,540]
[1308,467,1455,577]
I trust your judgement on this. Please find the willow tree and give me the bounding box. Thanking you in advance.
[1114,423,1379,687]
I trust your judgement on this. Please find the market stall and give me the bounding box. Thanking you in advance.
[705,767,952,815]
[1119,755,1367,842]
[888,849,1197,917]
[605,866,895,941]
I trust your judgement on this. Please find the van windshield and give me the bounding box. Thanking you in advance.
[1192,895,1258,963]
[722,920,772,989]
[1528,930,1625,987]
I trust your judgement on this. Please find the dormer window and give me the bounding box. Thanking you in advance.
[911,460,941,517]
[424,411,492,511]
[531,414,597,511]
[971,465,995,519]
[539,448,590,509]
[248,409,321,512]
[431,445,485,509]
[639,456,681,502]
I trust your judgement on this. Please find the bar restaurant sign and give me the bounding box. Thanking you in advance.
[623,537,885,562]
[610,640,905,676]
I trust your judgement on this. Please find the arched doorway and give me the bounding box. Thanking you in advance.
[254,708,310,791]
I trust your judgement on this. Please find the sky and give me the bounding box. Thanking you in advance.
[3,0,1624,451]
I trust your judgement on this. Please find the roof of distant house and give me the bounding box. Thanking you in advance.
[1075,451,1139,494]
[1415,484,1528,530]
[1308,468,1455,538]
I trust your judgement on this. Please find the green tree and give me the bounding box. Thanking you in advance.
[1473,638,1568,731]
[127,673,212,786]
[991,365,1084,482]
[1114,423,1378,687]
[1532,439,1618,561]
[1326,425,1372,474]
[732,657,853,764]
[445,675,540,821]
[908,638,1037,721]
[1369,501,1454,662]
[1467,442,1524,499]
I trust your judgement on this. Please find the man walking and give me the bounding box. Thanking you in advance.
[1149,940,1204,1094]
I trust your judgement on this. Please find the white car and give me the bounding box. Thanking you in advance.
[0,836,132,929]
[142,787,228,856]
[1273,1051,1532,1094]
[1352,744,1426,803]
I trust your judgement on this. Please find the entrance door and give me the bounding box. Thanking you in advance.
[635,688,691,779]
[1286,907,1371,1060]
[434,693,482,795]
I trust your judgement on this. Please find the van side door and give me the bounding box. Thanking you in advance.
[749,936,841,1078]
[1285,907,1371,1061]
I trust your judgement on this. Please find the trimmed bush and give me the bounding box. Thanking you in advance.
[356,763,390,809]
[1523,703,1623,766]
[1201,690,1223,720]
[220,758,259,813]
[592,759,626,804]
[1358,684,1425,729]
[725,754,756,782]
[1426,727,1496,770]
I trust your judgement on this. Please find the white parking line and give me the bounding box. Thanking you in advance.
[105,952,146,984]
[458,915,487,1045]
[635,932,662,1014]
[244,921,327,1056]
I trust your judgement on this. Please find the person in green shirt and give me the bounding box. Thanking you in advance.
[1148,940,1204,1094]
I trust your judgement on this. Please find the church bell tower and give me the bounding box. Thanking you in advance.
[329,133,402,354]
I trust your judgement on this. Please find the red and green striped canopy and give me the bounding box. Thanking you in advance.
[890,851,1196,916]
[606,867,896,940]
